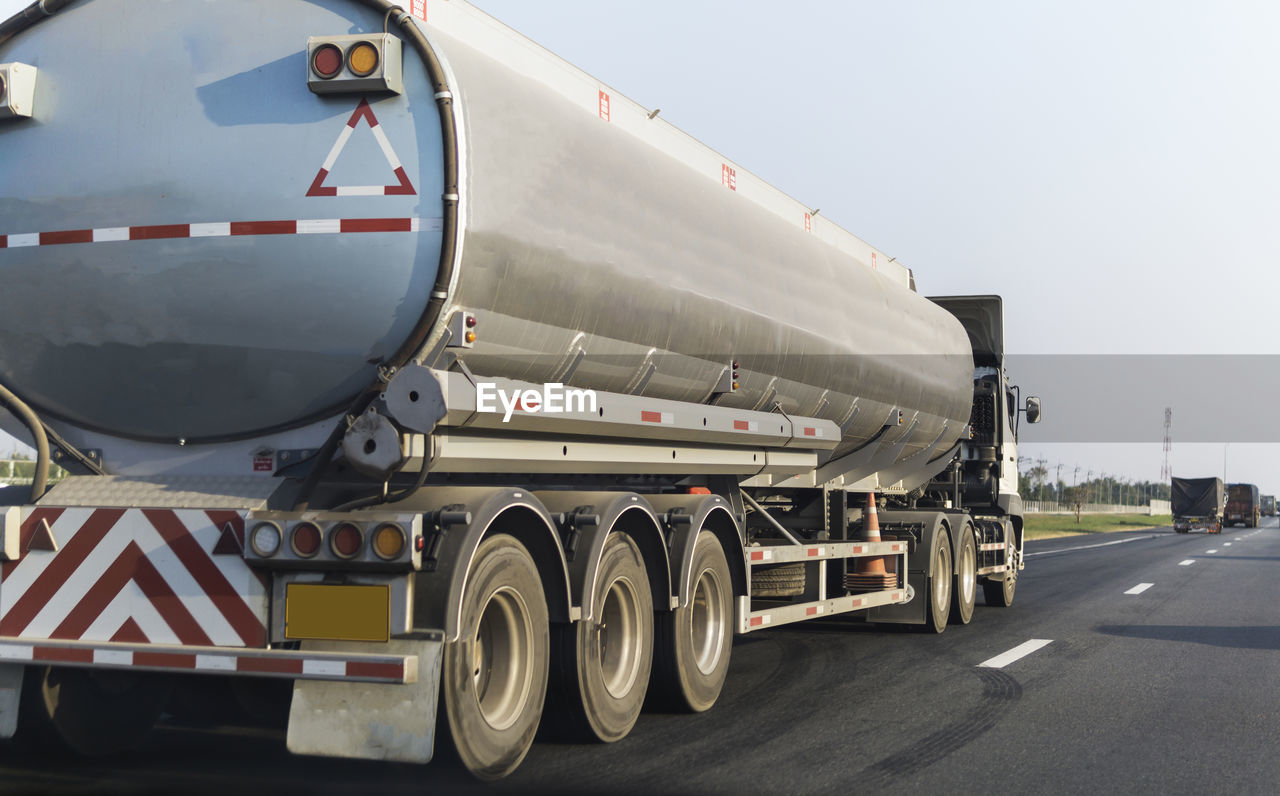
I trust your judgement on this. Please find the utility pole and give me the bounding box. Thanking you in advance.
[1161,407,1172,483]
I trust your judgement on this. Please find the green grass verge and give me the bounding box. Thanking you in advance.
[1023,513,1173,540]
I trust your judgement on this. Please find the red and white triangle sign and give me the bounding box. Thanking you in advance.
[306,99,417,197]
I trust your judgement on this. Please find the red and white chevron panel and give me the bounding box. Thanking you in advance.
[0,508,267,647]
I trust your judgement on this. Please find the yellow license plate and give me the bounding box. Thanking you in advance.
[285,584,390,642]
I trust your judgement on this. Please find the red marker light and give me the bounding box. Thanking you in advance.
[290,523,322,557]
[330,523,364,559]
[311,44,343,79]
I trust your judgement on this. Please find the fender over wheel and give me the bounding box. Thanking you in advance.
[441,534,550,781]
[549,532,654,742]
[950,526,976,625]
[650,530,732,713]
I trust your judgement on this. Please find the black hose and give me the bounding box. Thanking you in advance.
[330,460,430,513]
[291,386,380,511]
[294,2,460,511]
[0,0,77,47]
[355,1,460,369]
[0,382,50,502]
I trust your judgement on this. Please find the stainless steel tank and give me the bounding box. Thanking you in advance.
[0,0,972,466]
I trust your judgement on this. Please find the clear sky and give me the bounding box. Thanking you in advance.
[3,0,1278,492]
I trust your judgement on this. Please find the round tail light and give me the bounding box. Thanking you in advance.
[372,523,407,560]
[249,522,281,558]
[311,43,344,79]
[346,41,379,77]
[330,523,364,560]
[290,522,322,558]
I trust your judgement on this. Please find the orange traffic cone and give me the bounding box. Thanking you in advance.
[846,493,897,593]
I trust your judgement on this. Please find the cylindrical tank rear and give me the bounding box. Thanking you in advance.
[0,0,972,470]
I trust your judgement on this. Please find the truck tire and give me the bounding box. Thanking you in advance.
[20,666,169,757]
[983,570,1016,606]
[920,527,952,633]
[549,532,653,743]
[441,534,549,781]
[950,527,976,625]
[750,562,805,597]
[650,530,732,713]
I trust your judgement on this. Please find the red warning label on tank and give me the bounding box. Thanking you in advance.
[598,90,611,122]
[411,0,426,22]
[307,100,416,198]
[721,164,737,191]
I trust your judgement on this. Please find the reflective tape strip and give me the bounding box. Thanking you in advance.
[0,638,415,684]
[0,218,440,248]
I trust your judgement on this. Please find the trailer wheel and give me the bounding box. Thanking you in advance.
[20,666,169,757]
[983,570,1016,607]
[920,527,952,633]
[550,532,653,742]
[651,530,732,712]
[441,534,549,781]
[950,528,976,625]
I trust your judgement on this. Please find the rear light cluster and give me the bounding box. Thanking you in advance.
[306,34,403,95]
[247,519,414,567]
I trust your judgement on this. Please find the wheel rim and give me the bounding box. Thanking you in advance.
[599,575,643,699]
[933,544,951,608]
[960,537,976,606]
[689,566,726,676]
[472,586,535,731]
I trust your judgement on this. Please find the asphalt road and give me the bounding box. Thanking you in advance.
[4,518,1280,795]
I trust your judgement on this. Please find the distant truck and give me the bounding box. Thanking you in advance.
[1171,477,1224,534]
[1225,483,1261,528]
[1262,495,1276,517]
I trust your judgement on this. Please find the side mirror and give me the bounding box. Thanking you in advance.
[1025,396,1042,424]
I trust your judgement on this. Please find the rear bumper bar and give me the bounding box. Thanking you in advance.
[0,637,418,684]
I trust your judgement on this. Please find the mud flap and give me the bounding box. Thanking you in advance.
[0,663,21,739]
[287,638,443,763]
[866,571,927,624]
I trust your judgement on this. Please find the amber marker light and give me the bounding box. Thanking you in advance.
[346,41,380,77]
[372,523,407,560]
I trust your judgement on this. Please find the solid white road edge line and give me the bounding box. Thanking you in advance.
[1026,536,1155,558]
[978,639,1053,669]
[1179,559,1195,566]
[1124,583,1154,595]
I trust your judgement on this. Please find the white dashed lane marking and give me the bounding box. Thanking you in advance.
[1179,560,1195,566]
[1124,583,1154,595]
[979,639,1053,669]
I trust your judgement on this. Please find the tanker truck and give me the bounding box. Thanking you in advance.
[0,0,1040,780]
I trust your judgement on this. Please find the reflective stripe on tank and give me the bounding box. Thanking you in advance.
[0,217,441,248]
